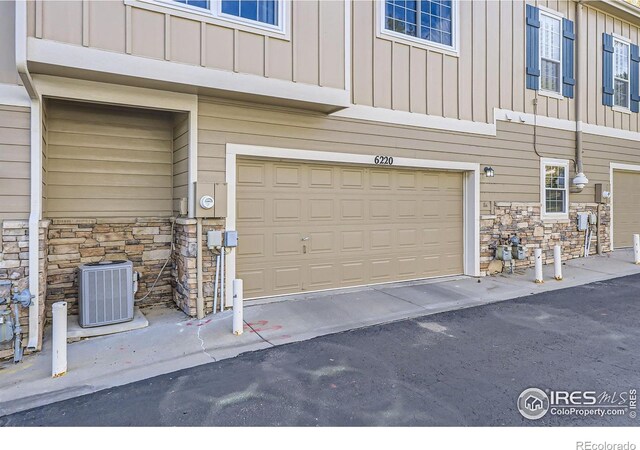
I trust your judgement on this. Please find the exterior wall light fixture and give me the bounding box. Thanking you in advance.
[484,166,495,177]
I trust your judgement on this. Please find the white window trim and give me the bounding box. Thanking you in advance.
[377,0,459,56]
[540,158,570,220]
[131,0,289,38]
[612,36,631,111]
[538,8,563,97]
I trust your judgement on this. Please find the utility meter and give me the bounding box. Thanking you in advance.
[200,195,215,210]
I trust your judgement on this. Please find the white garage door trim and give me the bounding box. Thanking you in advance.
[610,162,640,250]
[224,143,481,306]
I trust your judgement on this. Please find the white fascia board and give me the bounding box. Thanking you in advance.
[581,121,640,142]
[27,38,350,110]
[0,84,30,108]
[331,104,496,136]
[33,74,198,111]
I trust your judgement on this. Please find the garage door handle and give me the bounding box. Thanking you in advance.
[301,237,309,241]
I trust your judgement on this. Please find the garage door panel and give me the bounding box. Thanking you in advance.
[341,169,365,188]
[237,159,464,299]
[613,170,640,248]
[340,199,365,219]
[341,262,366,283]
[308,199,334,220]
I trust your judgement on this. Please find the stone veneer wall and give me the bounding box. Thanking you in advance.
[0,220,49,359]
[173,218,225,317]
[480,202,611,274]
[46,218,174,316]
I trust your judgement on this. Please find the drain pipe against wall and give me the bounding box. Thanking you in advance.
[16,0,42,351]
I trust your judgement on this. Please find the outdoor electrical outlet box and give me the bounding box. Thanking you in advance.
[207,230,223,249]
[577,213,589,231]
[179,198,188,216]
[223,230,238,247]
[195,182,228,218]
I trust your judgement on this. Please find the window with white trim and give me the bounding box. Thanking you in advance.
[613,38,630,109]
[541,159,569,217]
[382,0,456,50]
[539,11,562,94]
[172,0,281,29]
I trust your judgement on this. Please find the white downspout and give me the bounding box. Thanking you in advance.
[15,0,42,349]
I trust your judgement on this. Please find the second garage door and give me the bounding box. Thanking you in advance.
[613,170,640,248]
[236,159,464,299]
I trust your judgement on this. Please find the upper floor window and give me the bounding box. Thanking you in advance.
[539,12,562,94]
[171,0,282,30]
[525,5,575,99]
[382,1,456,51]
[613,39,630,108]
[221,0,278,26]
[602,33,639,112]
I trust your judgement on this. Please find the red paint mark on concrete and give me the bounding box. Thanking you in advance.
[243,320,284,333]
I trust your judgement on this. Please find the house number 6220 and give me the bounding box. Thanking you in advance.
[374,156,394,165]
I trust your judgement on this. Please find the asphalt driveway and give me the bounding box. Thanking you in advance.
[2,274,639,426]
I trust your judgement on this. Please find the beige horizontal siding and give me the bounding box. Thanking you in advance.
[45,100,174,218]
[173,113,189,215]
[0,106,31,220]
[197,98,591,204]
[31,0,345,90]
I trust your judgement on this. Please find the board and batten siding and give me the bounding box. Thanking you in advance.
[352,0,640,133]
[0,106,31,220]
[44,100,174,218]
[27,0,345,90]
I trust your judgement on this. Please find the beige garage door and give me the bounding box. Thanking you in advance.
[236,158,464,299]
[613,170,640,248]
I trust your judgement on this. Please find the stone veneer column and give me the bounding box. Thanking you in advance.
[172,218,225,317]
[0,220,49,359]
[480,202,611,274]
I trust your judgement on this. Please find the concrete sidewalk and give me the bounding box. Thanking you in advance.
[1,249,639,417]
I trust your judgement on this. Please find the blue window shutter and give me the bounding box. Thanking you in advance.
[602,33,614,106]
[526,4,540,90]
[562,18,575,98]
[631,44,640,113]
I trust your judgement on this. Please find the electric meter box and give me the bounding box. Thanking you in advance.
[512,245,527,260]
[496,245,512,261]
[195,182,228,218]
[577,213,589,231]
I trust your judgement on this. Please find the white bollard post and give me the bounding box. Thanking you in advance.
[554,245,563,281]
[52,301,67,378]
[634,234,640,265]
[534,248,544,284]
[232,279,243,336]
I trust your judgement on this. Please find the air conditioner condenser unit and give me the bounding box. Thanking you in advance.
[78,260,135,328]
